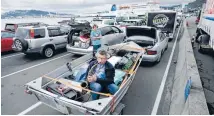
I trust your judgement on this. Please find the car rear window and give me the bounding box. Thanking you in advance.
[103,20,114,25]
[34,29,46,38]
[48,29,64,37]
[15,28,46,39]
[15,28,30,39]
[92,20,102,25]
[100,27,113,36]
[5,24,16,31]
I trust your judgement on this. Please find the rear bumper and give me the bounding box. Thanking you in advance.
[142,54,159,62]
[200,45,212,50]
[12,44,41,53]
[66,44,93,55]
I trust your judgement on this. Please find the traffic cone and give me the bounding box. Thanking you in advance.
[186,21,189,27]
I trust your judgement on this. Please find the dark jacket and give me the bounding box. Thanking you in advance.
[85,60,115,86]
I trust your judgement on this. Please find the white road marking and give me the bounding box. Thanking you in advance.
[1,53,24,60]
[18,102,42,115]
[151,21,183,115]
[1,53,70,79]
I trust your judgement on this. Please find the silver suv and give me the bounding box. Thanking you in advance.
[12,25,68,58]
[66,26,126,55]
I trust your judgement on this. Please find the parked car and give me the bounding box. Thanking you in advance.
[91,18,115,27]
[120,19,146,27]
[12,25,67,58]
[58,20,71,25]
[66,26,126,55]
[1,30,15,52]
[124,26,169,63]
[75,20,90,24]
[4,22,47,32]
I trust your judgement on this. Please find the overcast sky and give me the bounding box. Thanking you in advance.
[1,0,194,14]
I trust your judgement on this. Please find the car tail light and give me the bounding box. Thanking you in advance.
[25,89,32,94]
[146,49,157,55]
[29,29,34,39]
[196,18,200,22]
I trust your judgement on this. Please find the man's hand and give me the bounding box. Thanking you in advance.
[87,75,97,82]
[92,75,97,82]
[87,76,93,82]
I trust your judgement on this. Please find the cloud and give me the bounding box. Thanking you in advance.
[1,0,186,14]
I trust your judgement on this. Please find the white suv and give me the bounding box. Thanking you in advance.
[12,25,68,58]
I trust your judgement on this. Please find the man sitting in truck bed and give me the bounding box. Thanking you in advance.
[85,49,119,100]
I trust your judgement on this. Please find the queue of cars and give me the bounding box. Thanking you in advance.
[2,13,179,64]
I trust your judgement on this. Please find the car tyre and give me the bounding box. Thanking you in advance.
[24,53,31,56]
[198,43,205,54]
[155,52,162,64]
[43,46,55,58]
[14,39,28,51]
[165,43,168,50]
[119,109,124,115]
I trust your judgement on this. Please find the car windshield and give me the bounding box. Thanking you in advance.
[103,20,114,25]
[116,16,129,22]
[92,20,102,25]
[1,31,15,38]
[121,21,137,26]
[15,28,30,39]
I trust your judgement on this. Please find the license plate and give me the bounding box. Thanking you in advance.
[81,43,87,48]
[74,42,80,47]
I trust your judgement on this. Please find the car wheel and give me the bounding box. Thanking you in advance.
[195,34,200,43]
[198,43,204,53]
[165,43,168,50]
[43,47,55,58]
[14,39,23,51]
[24,53,31,56]
[119,109,124,115]
[14,39,28,51]
[156,52,162,63]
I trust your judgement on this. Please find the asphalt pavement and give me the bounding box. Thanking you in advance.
[186,16,214,114]
[1,28,180,115]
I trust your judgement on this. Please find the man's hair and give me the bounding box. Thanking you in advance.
[97,49,108,58]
